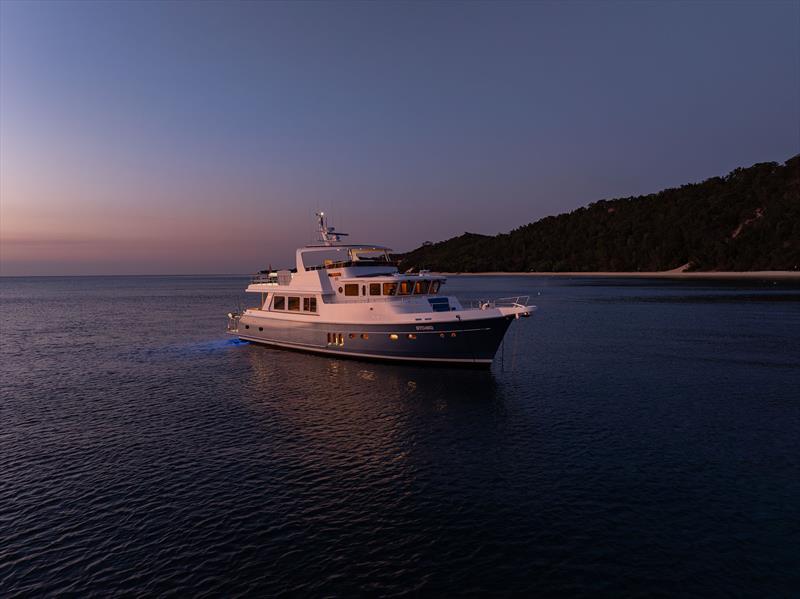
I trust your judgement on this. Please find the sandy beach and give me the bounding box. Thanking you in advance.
[433,271,800,280]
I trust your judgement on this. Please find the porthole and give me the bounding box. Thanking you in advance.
[361,333,369,340]
[407,334,417,340]
[439,333,445,338]
[259,327,263,331]
[245,325,250,329]
[338,287,343,293]
[349,333,356,339]
[450,332,457,337]
[389,334,398,341]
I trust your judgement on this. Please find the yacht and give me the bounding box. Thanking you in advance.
[226,214,535,367]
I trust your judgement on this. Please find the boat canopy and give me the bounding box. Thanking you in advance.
[298,245,395,272]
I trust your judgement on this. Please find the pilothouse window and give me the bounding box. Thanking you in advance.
[288,297,300,311]
[303,297,317,312]
[383,282,397,296]
[273,296,285,310]
[398,280,412,295]
[369,283,381,296]
[413,280,430,295]
[344,284,359,296]
[430,281,441,294]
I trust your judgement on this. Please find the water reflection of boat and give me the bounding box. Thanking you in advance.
[227,214,535,367]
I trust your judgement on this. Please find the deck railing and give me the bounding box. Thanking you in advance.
[304,260,398,271]
[249,262,398,284]
[467,296,530,310]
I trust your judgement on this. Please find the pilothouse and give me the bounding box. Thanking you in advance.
[227,215,535,366]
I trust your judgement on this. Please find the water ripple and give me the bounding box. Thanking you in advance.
[1,276,799,595]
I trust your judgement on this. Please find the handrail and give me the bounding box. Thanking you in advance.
[468,296,530,310]
[249,261,398,283]
[320,295,440,304]
[305,260,398,271]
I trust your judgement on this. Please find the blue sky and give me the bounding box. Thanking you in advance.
[1,1,798,274]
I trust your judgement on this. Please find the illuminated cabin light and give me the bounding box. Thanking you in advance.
[450,332,457,337]
[361,333,369,339]
[407,334,417,340]
[439,333,445,338]
[389,334,399,340]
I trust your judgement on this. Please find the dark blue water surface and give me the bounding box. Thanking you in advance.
[1,275,799,596]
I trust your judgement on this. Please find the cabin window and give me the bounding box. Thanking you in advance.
[273,296,285,310]
[383,282,397,296]
[389,334,398,340]
[430,281,441,294]
[288,297,300,311]
[303,297,317,312]
[398,280,412,295]
[338,333,344,345]
[344,284,359,296]
[369,283,381,296]
[413,280,430,295]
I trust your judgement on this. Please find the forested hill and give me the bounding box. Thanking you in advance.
[399,156,799,272]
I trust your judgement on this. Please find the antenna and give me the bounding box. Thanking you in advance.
[315,212,349,246]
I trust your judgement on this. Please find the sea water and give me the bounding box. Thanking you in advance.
[1,275,798,595]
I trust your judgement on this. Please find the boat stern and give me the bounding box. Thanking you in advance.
[226,311,241,335]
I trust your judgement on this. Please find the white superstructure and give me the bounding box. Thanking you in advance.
[227,215,535,366]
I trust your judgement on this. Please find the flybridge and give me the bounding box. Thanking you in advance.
[299,245,395,273]
[299,213,397,272]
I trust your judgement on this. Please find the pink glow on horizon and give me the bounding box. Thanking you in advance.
[1,1,797,275]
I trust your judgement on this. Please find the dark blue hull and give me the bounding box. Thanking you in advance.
[235,315,515,366]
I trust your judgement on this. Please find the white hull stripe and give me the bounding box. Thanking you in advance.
[240,326,492,335]
[235,334,493,364]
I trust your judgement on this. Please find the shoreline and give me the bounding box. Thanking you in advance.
[432,270,800,280]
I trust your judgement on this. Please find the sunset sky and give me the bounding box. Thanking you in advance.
[1,1,798,275]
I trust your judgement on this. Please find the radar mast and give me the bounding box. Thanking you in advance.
[316,212,349,246]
